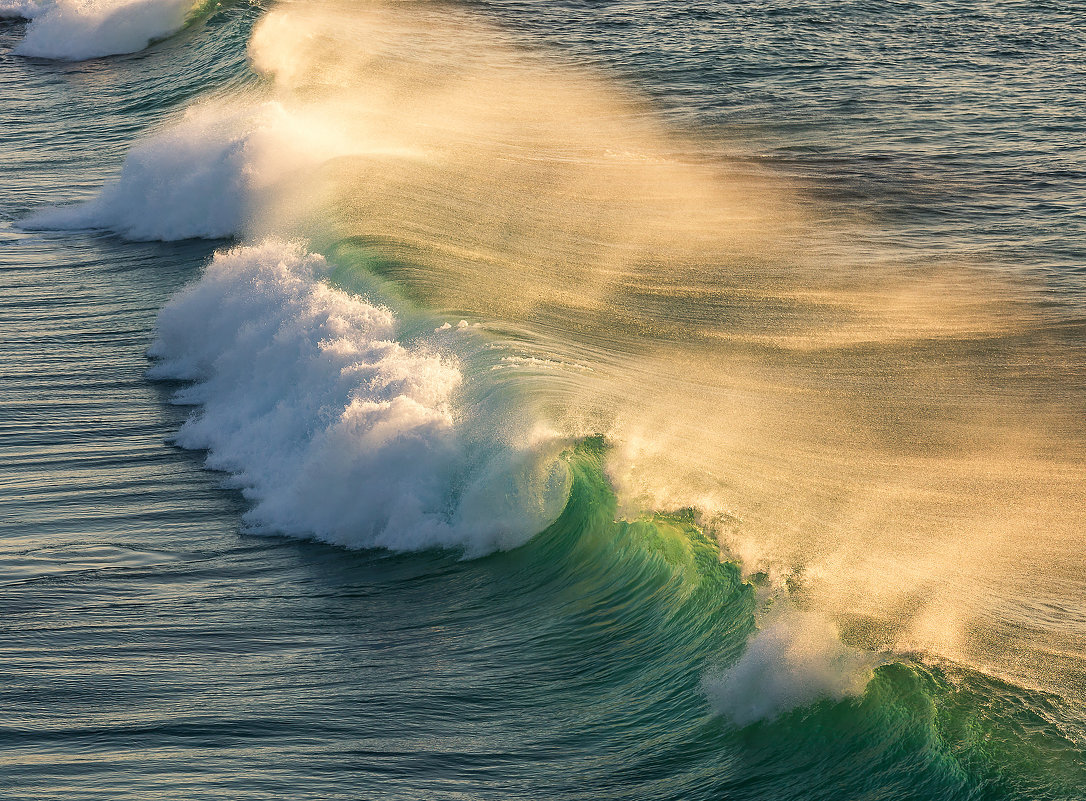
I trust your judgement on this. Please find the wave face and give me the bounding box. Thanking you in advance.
[5,0,1086,798]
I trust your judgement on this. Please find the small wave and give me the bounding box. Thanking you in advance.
[24,102,255,239]
[20,99,393,240]
[9,0,200,61]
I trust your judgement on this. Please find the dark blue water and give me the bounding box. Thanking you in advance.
[474,0,1086,275]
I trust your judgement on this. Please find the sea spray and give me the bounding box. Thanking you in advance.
[703,609,878,725]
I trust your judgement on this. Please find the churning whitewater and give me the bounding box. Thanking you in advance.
[3,0,1086,798]
[147,238,570,554]
[0,0,202,59]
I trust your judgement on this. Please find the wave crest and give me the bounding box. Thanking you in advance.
[9,0,198,60]
[149,239,571,555]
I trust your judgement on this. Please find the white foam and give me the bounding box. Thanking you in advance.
[22,98,410,241]
[149,239,570,555]
[26,105,251,240]
[703,611,876,726]
[0,0,43,19]
[11,0,195,60]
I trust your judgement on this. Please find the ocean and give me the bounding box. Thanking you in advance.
[1,0,1085,798]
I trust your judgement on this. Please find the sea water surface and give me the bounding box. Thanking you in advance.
[2,1,1085,799]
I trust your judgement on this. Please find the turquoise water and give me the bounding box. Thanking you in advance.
[2,1,1085,798]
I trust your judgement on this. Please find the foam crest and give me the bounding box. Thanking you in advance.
[149,239,570,554]
[704,611,877,726]
[0,0,42,18]
[23,97,416,240]
[11,0,196,60]
[27,104,250,239]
